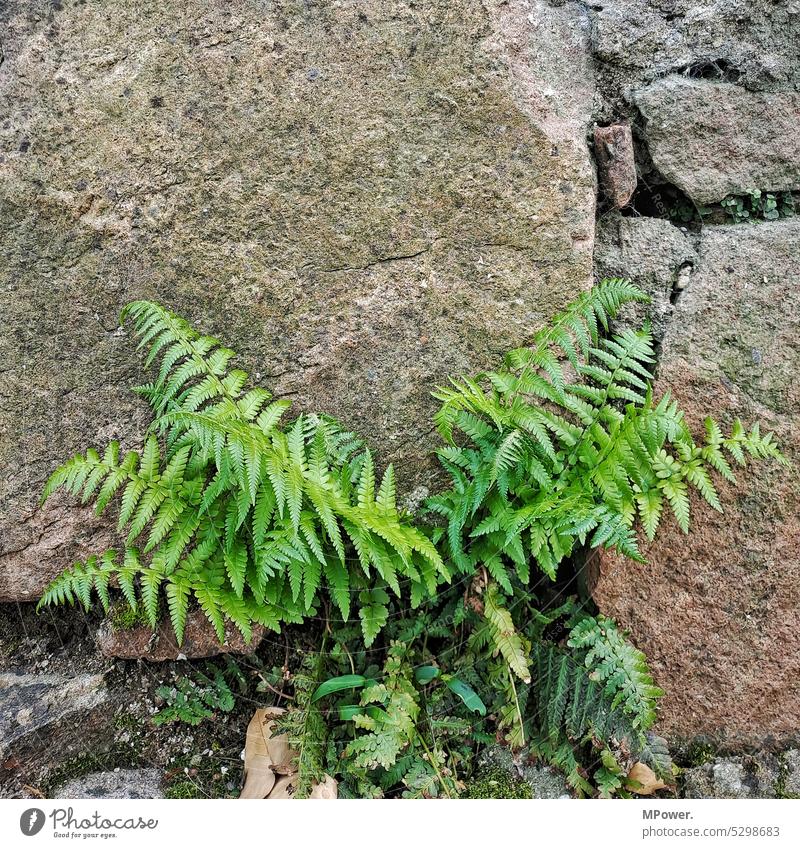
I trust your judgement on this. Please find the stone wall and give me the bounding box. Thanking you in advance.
[1,0,799,759]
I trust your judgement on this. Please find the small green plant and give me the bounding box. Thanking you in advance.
[667,196,698,224]
[721,190,795,223]
[153,661,243,726]
[277,641,476,798]
[271,587,671,797]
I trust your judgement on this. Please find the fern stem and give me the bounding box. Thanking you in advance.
[508,671,526,747]
[417,733,453,799]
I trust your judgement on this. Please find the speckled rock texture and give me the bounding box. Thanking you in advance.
[682,754,792,799]
[591,220,800,749]
[683,757,778,799]
[591,0,800,120]
[55,768,164,799]
[594,212,696,343]
[594,123,637,208]
[0,0,595,602]
[635,77,800,203]
[0,671,115,786]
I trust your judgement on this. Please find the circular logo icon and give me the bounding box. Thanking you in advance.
[20,809,46,836]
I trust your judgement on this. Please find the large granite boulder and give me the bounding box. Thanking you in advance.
[0,0,595,601]
[635,77,800,204]
[591,220,800,750]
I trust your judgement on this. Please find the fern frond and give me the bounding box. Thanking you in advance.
[567,614,663,729]
[530,641,671,780]
[482,583,531,684]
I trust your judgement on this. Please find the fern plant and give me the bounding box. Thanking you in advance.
[35,281,788,798]
[528,632,671,795]
[274,651,329,798]
[426,277,787,587]
[38,301,447,645]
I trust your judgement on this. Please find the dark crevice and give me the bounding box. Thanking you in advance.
[670,261,694,306]
[678,58,743,84]
[620,179,700,230]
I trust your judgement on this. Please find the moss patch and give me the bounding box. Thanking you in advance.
[465,767,534,799]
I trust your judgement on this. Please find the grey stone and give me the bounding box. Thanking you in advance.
[476,745,572,798]
[0,0,596,601]
[0,672,107,759]
[593,1,800,106]
[594,123,637,208]
[782,750,800,797]
[55,768,164,799]
[683,756,778,799]
[635,77,800,204]
[594,213,696,343]
[0,671,114,787]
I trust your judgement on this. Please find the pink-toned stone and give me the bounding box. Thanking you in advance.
[591,220,800,750]
[97,610,266,662]
[594,124,637,208]
[0,496,117,603]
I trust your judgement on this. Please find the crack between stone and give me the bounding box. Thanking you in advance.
[310,236,545,275]
[312,239,444,274]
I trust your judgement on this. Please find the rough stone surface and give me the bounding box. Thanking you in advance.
[594,124,637,208]
[476,745,572,798]
[0,498,116,603]
[592,1,800,114]
[682,756,779,800]
[0,671,112,783]
[595,212,696,343]
[635,77,800,204]
[96,610,265,661]
[783,750,800,797]
[55,768,164,799]
[591,220,800,749]
[0,0,595,601]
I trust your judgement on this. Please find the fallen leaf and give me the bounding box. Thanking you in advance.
[626,762,667,795]
[261,708,294,774]
[240,708,277,799]
[268,774,298,799]
[241,707,337,799]
[309,774,338,799]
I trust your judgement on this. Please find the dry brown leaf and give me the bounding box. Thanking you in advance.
[626,762,667,795]
[309,774,338,799]
[241,707,332,799]
[240,708,277,799]
[268,774,299,799]
[261,707,295,774]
